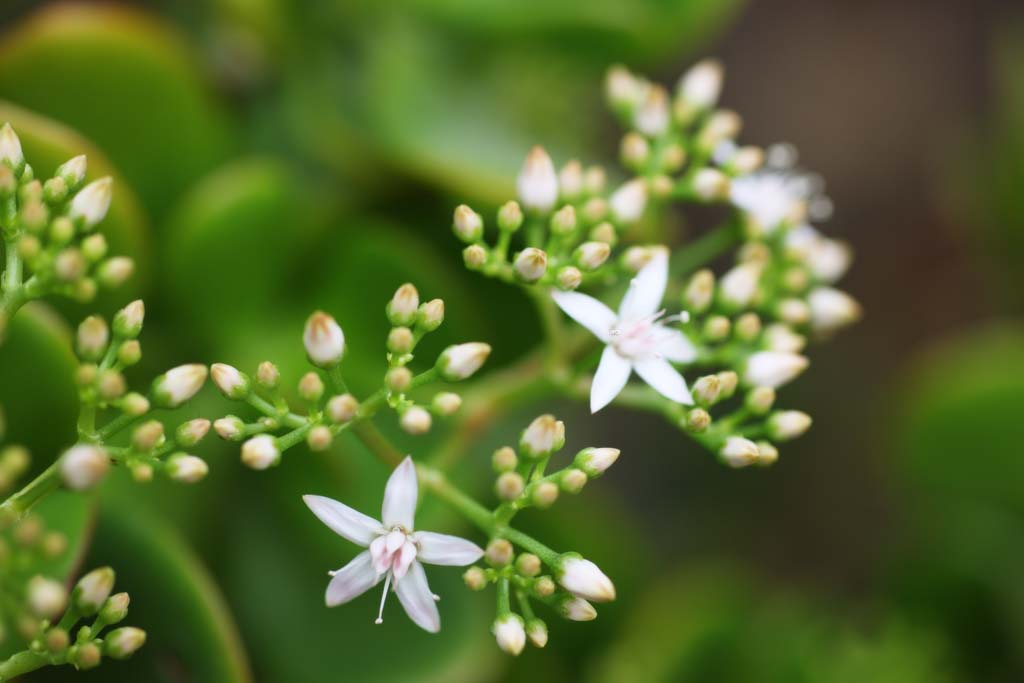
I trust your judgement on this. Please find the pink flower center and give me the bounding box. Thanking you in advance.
[610,310,686,359]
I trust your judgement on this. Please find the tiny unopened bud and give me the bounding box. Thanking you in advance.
[768,410,812,441]
[744,351,808,388]
[703,315,731,341]
[764,323,806,353]
[214,416,246,441]
[463,244,487,270]
[307,425,333,452]
[387,326,415,355]
[132,421,164,452]
[60,445,109,491]
[327,394,359,423]
[746,386,776,414]
[517,146,558,213]
[526,619,548,648]
[77,316,109,361]
[575,447,620,477]
[756,441,779,466]
[678,58,724,109]
[463,566,487,590]
[692,375,721,406]
[211,363,251,399]
[719,261,762,309]
[418,299,445,331]
[115,341,140,368]
[73,567,115,615]
[303,311,345,368]
[550,205,576,236]
[716,370,739,398]
[104,627,146,660]
[684,408,711,433]
[437,342,491,381]
[400,406,432,435]
[634,85,670,137]
[27,576,66,618]
[72,277,97,302]
[485,539,513,567]
[44,176,68,203]
[176,419,210,447]
[720,436,760,468]
[609,178,647,224]
[493,615,526,656]
[69,177,112,228]
[777,298,810,325]
[514,247,547,283]
[256,361,280,388]
[97,256,134,288]
[732,146,764,173]
[386,366,412,392]
[97,369,126,401]
[55,248,86,282]
[70,642,103,669]
[496,471,525,500]
[0,123,24,168]
[808,287,861,332]
[81,233,107,261]
[533,576,556,598]
[584,166,607,194]
[48,214,73,241]
[57,155,87,188]
[575,242,610,271]
[621,245,662,273]
[99,592,130,625]
[558,556,615,602]
[807,238,852,283]
[559,596,597,621]
[516,553,542,577]
[620,132,650,169]
[684,269,715,312]
[532,481,559,508]
[299,372,325,402]
[121,392,149,416]
[388,284,420,326]
[698,110,742,150]
[519,414,565,459]
[492,446,518,473]
[557,266,582,290]
[112,300,145,338]
[152,364,208,408]
[432,392,462,416]
[692,168,730,201]
[131,462,154,483]
[558,160,584,200]
[581,196,608,223]
[453,205,483,242]
[44,627,70,653]
[605,64,643,109]
[498,200,524,232]
[241,434,280,470]
[166,454,208,483]
[560,468,587,494]
[590,222,616,245]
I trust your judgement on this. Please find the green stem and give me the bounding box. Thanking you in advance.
[327,366,348,394]
[496,577,512,617]
[0,461,61,518]
[0,650,49,679]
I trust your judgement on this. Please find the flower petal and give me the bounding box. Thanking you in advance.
[414,531,484,566]
[591,346,632,413]
[618,249,668,319]
[392,540,418,580]
[655,327,698,363]
[550,290,615,343]
[381,456,418,529]
[633,356,693,405]
[395,561,441,633]
[325,551,382,607]
[303,495,382,546]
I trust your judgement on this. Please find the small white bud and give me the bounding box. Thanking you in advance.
[463,244,487,270]
[214,416,245,441]
[0,123,24,167]
[241,434,280,470]
[211,363,250,399]
[327,394,359,423]
[768,411,812,441]
[69,177,113,228]
[452,205,483,242]
[719,262,762,309]
[692,375,721,405]
[497,200,524,232]
[176,418,210,447]
[166,454,208,483]
[514,247,548,283]
[633,85,670,137]
[756,441,779,466]
[574,241,610,270]
[27,576,66,619]
[493,615,526,656]
[684,269,715,312]
[558,556,616,602]
[519,414,565,458]
[517,146,558,213]
[418,298,445,331]
[560,596,597,621]
[432,392,462,416]
[744,351,809,388]
[57,155,87,187]
[731,146,764,174]
[605,65,645,109]
[764,323,806,353]
[303,311,345,368]
[808,287,861,332]
[60,445,109,491]
[73,567,115,615]
[526,620,548,648]
[557,266,583,290]
[97,257,134,288]
[698,110,742,150]
[152,364,208,408]
[678,59,724,109]
[437,342,491,381]
[776,298,810,326]
[400,406,432,435]
[806,238,852,283]
[387,284,420,326]
[720,436,760,468]
[104,627,146,659]
[609,178,647,224]
[76,315,109,361]
[113,300,145,338]
[558,160,584,200]
[746,386,776,414]
[692,168,730,201]
[575,447,620,477]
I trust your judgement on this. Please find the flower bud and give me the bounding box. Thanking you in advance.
[418,298,445,331]
[104,627,146,659]
[241,434,280,470]
[605,64,643,109]
[533,576,556,598]
[387,284,420,326]
[113,301,144,343]
[532,481,559,508]
[684,269,715,312]
[485,539,514,567]
[719,262,762,309]
[96,369,126,401]
[175,419,210,448]
[582,196,607,222]
[298,372,325,402]
[634,85,669,137]
[550,205,576,236]
[0,123,24,169]
[574,447,620,477]
[399,406,432,435]
[719,436,760,468]
[746,386,776,414]
[69,177,112,228]
[121,392,149,416]
[716,370,739,398]
[808,287,861,332]
[57,154,87,188]
[498,200,524,232]
[620,132,650,169]
[692,168,730,201]
[519,414,565,459]
[764,323,806,353]
[60,445,109,491]
[132,421,164,452]
[436,342,491,380]
[496,471,525,501]
[27,576,66,619]
[514,247,547,283]
[768,410,812,441]
[558,160,584,200]
[385,366,412,392]
[463,566,487,591]
[76,316,109,361]
[517,146,558,213]
[303,311,345,368]
[152,364,208,408]
[73,567,115,616]
[81,233,107,261]
[806,238,852,283]
[683,408,711,432]
[515,553,542,577]
[211,363,251,399]
[590,221,616,244]
[257,361,280,388]
[557,266,582,290]
[559,596,597,621]
[732,146,764,173]
[698,110,742,150]
[387,326,415,355]
[609,178,647,224]
[327,394,359,423]
[97,256,134,288]
[777,298,810,325]
[69,642,102,669]
[692,375,721,406]
[72,277,97,302]
[431,392,462,416]
[560,468,587,494]
[744,351,808,389]
[166,454,208,483]
[117,340,141,367]
[558,556,615,602]
[574,241,610,270]
[756,441,779,466]
[44,627,70,653]
[463,244,487,270]
[452,204,483,242]
[678,59,724,109]
[492,446,517,473]
[493,615,526,656]
[526,619,548,648]
[734,312,762,341]
[214,416,246,441]
[307,426,333,452]
[98,592,130,625]
[44,176,68,203]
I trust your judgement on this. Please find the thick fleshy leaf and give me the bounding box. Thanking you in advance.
[303,495,382,547]
[634,356,693,405]
[551,290,616,342]
[591,346,632,413]
[618,250,669,320]
[395,561,441,634]
[414,532,484,566]
[326,551,382,607]
[382,457,418,529]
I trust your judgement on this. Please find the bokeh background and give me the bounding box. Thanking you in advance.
[1,0,1023,681]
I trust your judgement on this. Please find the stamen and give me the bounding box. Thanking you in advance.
[375,572,392,625]
[432,593,441,602]
[328,570,338,577]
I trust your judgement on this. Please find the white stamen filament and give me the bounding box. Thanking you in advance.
[375,572,392,625]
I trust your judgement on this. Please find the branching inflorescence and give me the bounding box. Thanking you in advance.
[0,56,859,672]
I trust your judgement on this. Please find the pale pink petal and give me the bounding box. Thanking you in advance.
[381,456,418,529]
[413,531,484,566]
[303,495,382,547]
[392,541,418,580]
[325,551,382,607]
[633,357,693,405]
[550,290,616,343]
[618,249,668,319]
[591,346,632,413]
[385,529,405,554]
[655,327,698,363]
[395,561,441,633]
[369,535,390,574]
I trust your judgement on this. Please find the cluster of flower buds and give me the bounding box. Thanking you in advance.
[212,284,491,469]
[57,300,211,490]
[0,511,69,651]
[0,566,145,676]
[463,415,618,654]
[0,124,133,343]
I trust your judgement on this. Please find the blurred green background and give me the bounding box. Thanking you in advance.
[1,0,1023,681]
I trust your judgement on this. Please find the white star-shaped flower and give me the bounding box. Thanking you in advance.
[551,249,697,412]
[303,457,483,633]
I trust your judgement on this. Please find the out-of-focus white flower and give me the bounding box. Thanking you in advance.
[744,351,808,388]
[303,457,483,632]
[677,59,724,109]
[808,287,861,332]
